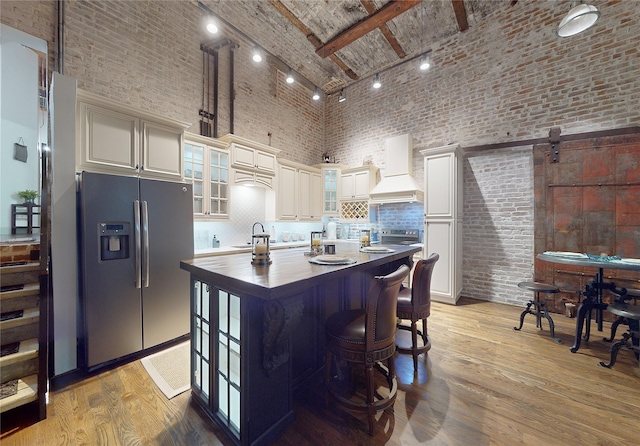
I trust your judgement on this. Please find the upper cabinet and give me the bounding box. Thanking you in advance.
[340,165,379,201]
[315,164,347,216]
[76,90,189,180]
[219,134,280,188]
[277,160,322,221]
[183,133,230,219]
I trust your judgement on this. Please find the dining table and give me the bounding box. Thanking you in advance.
[536,252,640,353]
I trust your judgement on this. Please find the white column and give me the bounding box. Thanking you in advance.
[420,144,464,304]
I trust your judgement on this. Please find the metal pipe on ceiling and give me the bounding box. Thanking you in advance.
[230,45,235,135]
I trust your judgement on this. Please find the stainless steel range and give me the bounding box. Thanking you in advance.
[380,228,422,286]
[380,228,421,245]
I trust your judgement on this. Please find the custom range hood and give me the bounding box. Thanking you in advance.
[369,134,424,204]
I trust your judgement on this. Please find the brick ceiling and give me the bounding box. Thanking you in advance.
[200,0,511,94]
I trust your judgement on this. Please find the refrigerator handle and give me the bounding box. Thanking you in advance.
[142,200,150,288]
[134,200,142,289]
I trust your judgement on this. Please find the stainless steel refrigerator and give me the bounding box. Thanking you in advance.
[79,171,194,369]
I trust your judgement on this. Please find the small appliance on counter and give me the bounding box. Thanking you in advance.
[327,221,337,240]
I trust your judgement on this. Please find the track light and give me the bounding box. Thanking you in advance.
[252,46,263,63]
[372,73,381,89]
[338,89,346,103]
[286,68,294,84]
[206,18,219,34]
[312,87,320,101]
[557,1,600,37]
[419,54,431,71]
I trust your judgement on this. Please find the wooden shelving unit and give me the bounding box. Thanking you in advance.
[11,204,41,235]
[0,242,46,422]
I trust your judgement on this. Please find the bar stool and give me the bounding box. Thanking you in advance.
[396,253,439,373]
[514,281,561,343]
[324,264,409,436]
[600,289,640,368]
[603,288,640,342]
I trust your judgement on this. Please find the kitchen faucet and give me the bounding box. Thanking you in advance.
[252,222,265,235]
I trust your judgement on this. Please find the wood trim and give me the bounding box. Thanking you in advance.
[463,126,640,153]
[360,0,406,58]
[451,0,469,32]
[315,0,421,58]
[268,0,359,80]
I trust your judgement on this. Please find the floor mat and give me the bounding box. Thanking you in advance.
[141,341,190,399]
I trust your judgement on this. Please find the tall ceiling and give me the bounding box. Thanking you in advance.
[200,0,514,94]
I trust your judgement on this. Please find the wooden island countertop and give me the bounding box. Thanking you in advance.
[180,243,422,300]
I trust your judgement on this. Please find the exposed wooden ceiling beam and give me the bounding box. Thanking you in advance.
[360,0,406,58]
[268,0,359,80]
[316,0,421,59]
[451,0,469,32]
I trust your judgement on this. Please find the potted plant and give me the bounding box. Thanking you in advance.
[18,189,38,204]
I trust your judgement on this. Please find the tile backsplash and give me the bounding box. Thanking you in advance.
[194,186,425,250]
[194,185,324,250]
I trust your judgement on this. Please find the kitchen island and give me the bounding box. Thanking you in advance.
[180,243,421,446]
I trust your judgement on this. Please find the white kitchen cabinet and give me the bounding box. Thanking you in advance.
[277,160,322,221]
[340,165,378,201]
[219,134,280,188]
[421,144,464,305]
[76,90,188,180]
[299,168,322,220]
[184,133,230,219]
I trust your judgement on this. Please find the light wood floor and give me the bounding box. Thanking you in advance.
[2,298,639,445]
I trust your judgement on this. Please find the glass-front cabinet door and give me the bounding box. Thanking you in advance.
[184,133,229,219]
[321,166,341,215]
[191,279,242,441]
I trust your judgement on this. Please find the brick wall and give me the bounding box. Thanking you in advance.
[323,0,640,305]
[0,0,323,166]
[463,146,535,305]
[3,0,639,306]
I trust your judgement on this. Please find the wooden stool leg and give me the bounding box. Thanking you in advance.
[411,321,419,372]
[365,363,375,436]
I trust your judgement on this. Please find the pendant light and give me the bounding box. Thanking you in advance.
[557,1,600,37]
[286,68,294,84]
[312,87,320,101]
[338,89,346,103]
